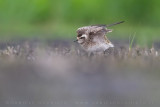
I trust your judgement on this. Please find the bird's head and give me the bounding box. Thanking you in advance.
[74,33,88,44]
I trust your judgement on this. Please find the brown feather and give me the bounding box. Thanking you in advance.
[77,26,112,37]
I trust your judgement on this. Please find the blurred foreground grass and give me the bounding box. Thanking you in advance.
[0,40,160,107]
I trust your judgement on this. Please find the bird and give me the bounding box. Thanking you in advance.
[74,21,124,53]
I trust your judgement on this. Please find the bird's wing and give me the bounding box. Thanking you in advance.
[77,21,124,36]
[77,25,112,37]
[88,26,112,38]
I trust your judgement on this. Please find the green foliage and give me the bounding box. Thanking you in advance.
[0,0,160,45]
[129,33,136,51]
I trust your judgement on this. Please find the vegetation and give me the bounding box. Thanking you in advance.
[0,0,160,45]
[1,41,160,107]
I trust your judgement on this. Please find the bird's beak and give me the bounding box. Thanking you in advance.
[74,39,78,42]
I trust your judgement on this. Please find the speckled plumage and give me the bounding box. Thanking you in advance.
[76,21,124,52]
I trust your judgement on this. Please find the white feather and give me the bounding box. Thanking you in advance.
[81,34,88,39]
[87,43,114,52]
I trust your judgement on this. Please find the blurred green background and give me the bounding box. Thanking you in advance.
[0,0,160,46]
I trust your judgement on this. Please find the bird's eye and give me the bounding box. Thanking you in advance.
[78,34,82,37]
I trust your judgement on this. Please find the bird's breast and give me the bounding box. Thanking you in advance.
[85,42,114,52]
